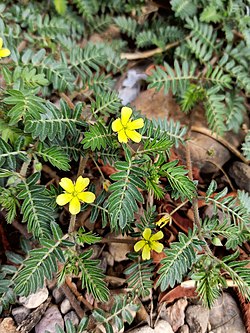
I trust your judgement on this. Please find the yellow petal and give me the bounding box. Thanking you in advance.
[143,228,152,241]
[0,48,10,58]
[142,244,151,260]
[59,178,74,193]
[151,241,164,253]
[121,107,132,126]
[150,231,164,241]
[56,193,73,206]
[112,118,123,132]
[0,38,3,49]
[69,197,81,215]
[134,240,146,252]
[156,215,171,228]
[77,191,95,203]
[118,129,128,143]
[125,129,142,143]
[75,176,89,193]
[127,118,144,130]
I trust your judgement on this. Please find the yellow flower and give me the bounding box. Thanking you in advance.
[56,176,95,215]
[134,228,164,260]
[112,106,144,143]
[0,38,10,58]
[156,214,171,228]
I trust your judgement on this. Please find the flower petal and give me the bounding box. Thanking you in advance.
[143,228,152,241]
[77,191,95,203]
[69,197,81,215]
[0,38,3,49]
[134,240,145,252]
[0,48,10,58]
[59,178,74,193]
[56,193,73,206]
[142,244,151,260]
[156,215,171,228]
[150,231,164,241]
[127,118,144,130]
[75,176,89,193]
[121,107,132,126]
[125,129,142,143]
[151,241,164,253]
[112,118,123,132]
[118,129,128,143]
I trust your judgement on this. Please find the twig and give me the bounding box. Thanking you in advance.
[12,219,32,239]
[100,238,136,244]
[191,126,249,165]
[65,277,93,311]
[186,136,214,256]
[158,200,189,216]
[60,283,85,318]
[60,92,75,109]
[205,160,235,191]
[121,40,182,60]
[19,159,31,178]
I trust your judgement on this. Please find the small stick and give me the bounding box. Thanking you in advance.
[65,277,93,311]
[60,92,75,109]
[60,283,85,318]
[121,40,183,60]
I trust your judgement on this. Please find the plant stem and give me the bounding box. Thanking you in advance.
[91,155,105,180]
[77,154,89,178]
[68,214,76,234]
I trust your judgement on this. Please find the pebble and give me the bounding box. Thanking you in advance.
[64,311,79,326]
[60,298,72,314]
[185,305,209,333]
[128,320,174,333]
[0,317,17,333]
[160,298,188,332]
[177,325,189,333]
[19,287,49,309]
[12,306,30,325]
[35,305,64,333]
[208,293,246,333]
[108,233,133,262]
[229,161,250,193]
[52,288,65,304]
[102,251,114,266]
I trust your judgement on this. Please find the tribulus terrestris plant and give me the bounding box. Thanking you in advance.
[0,0,250,332]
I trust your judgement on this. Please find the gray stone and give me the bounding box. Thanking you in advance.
[108,233,133,262]
[52,288,64,304]
[128,320,174,333]
[186,305,209,333]
[177,325,189,333]
[35,305,64,333]
[209,293,246,333]
[229,161,250,193]
[64,311,79,326]
[60,298,71,314]
[160,298,188,332]
[12,306,30,325]
[19,287,49,309]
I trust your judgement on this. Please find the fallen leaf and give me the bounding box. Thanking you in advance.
[159,285,197,304]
